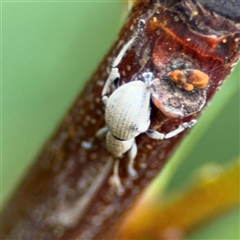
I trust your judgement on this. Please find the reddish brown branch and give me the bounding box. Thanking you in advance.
[2,1,240,239]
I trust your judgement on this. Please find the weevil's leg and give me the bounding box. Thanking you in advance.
[109,159,125,196]
[92,126,108,147]
[137,119,150,133]
[102,96,108,106]
[146,129,165,140]
[127,139,137,177]
[101,36,137,97]
[188,119,197,127]
[83,127,108,150]
[164,125,185,139]
[112,36,136,67]
[101,67,120,97]
[146,119,197,140]
[164,119,197,139]
[95,126,108,139]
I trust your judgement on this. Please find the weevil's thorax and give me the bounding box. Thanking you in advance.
[105,81,151,141]
[106,132,134,157]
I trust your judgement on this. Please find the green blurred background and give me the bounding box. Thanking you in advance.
[1,1,239,239]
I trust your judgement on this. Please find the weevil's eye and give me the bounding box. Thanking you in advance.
[167,69,209,91]
[113,77,119,88]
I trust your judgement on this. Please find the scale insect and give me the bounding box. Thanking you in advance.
[97,36,198,194]
[167,69,210,91]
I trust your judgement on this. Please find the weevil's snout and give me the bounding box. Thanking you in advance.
[106,132,134,158]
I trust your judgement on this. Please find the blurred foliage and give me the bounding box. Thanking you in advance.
[116,160,240,239]
[2,1,123,205]
[1,1,239,239]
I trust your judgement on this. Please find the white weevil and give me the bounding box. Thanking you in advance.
[97,36,197,194]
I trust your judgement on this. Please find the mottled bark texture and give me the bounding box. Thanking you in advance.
[2,1,240,239]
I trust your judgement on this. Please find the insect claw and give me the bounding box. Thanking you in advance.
[189,119,197,127]
[182,119,197,129]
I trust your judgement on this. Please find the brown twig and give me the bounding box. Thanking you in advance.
[2,1,240,239]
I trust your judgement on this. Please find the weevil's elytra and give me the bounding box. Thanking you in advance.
[105,80,151,140]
